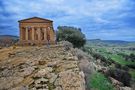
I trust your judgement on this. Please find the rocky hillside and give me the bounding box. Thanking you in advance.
[0,45,85,90]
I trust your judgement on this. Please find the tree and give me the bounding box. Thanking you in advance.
[57,26,86,48]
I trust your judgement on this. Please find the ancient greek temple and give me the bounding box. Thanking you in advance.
[18,17,55,45]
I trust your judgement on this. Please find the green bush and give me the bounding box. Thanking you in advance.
[88,72,114,90]
[57,26,86,48]
[107,68,131,86]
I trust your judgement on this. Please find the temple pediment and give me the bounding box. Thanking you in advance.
[18,17,53,23]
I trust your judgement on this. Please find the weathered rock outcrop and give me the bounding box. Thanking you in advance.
[0,45,85,90]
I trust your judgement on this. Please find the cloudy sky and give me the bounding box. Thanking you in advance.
[0,0,135,41]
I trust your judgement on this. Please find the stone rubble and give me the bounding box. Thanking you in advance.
[0,46,85,90]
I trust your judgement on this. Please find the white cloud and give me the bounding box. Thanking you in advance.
[0,0,135,40]
[2,0,128,22]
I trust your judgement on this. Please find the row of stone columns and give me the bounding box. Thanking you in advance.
[21,27,52,41]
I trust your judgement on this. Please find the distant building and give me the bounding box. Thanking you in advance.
[18,17,55,45]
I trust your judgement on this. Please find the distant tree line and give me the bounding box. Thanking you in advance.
[0,37,18,47]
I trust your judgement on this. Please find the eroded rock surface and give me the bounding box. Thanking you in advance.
[0,46,85,90]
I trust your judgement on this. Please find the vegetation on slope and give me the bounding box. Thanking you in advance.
[89,72,114,90]
[83,40,135,89]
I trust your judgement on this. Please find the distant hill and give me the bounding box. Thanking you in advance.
[87,39,135,46]
[0,35,19,40]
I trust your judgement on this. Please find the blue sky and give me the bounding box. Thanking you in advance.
[0,0,135,41]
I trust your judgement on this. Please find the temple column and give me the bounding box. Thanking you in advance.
[50,27,53,41]
[37,27,41,41]
[43,28,47,41]
[32,27,35,40]
[49,27,53,41]
[25,27,28,40]
[50,26,55,44]
[20,27,23,41]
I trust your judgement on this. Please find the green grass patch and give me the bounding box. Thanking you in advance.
[110,54,135,65]
[98,47,107,52]
[89,72,114,90]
